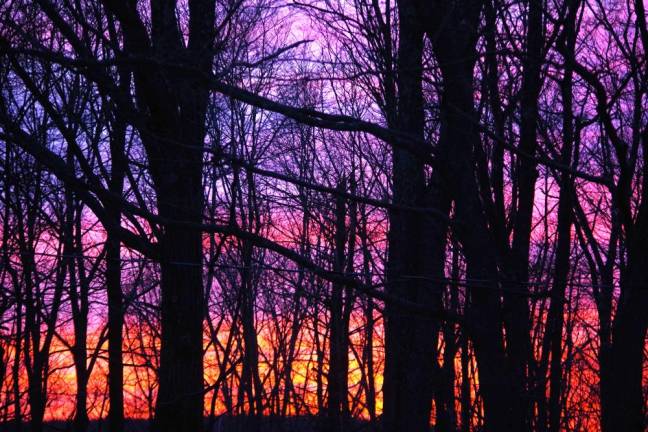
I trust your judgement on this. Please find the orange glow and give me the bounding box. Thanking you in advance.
[1,301,634,432]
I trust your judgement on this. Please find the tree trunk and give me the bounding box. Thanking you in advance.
[99,3,216,430]
[240,239,263,431]
[106,63,128,432]
[383,2,448,431]
[66,169,89,432]
[603,241,648,432]
[435,244,460,432]
[27,367,45,432]
[152,173,205,432]
[503,1,543,428]
[328,180,349,432]
[460,329,471,432]
[543,7,578,429]
[425,1,515,428]
[360,206,376,425]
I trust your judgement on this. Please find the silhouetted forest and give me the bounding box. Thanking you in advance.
[0,0,647,431]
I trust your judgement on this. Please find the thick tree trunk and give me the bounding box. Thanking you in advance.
[603,243,648,432]
[72,365,89,432]
[146,101,207,432]
[425,1,516,428]
[383,2,448,431]
[102,3,216,430]
[27,368,45,432]
[601,3,648,427]
[152,170,205,432]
